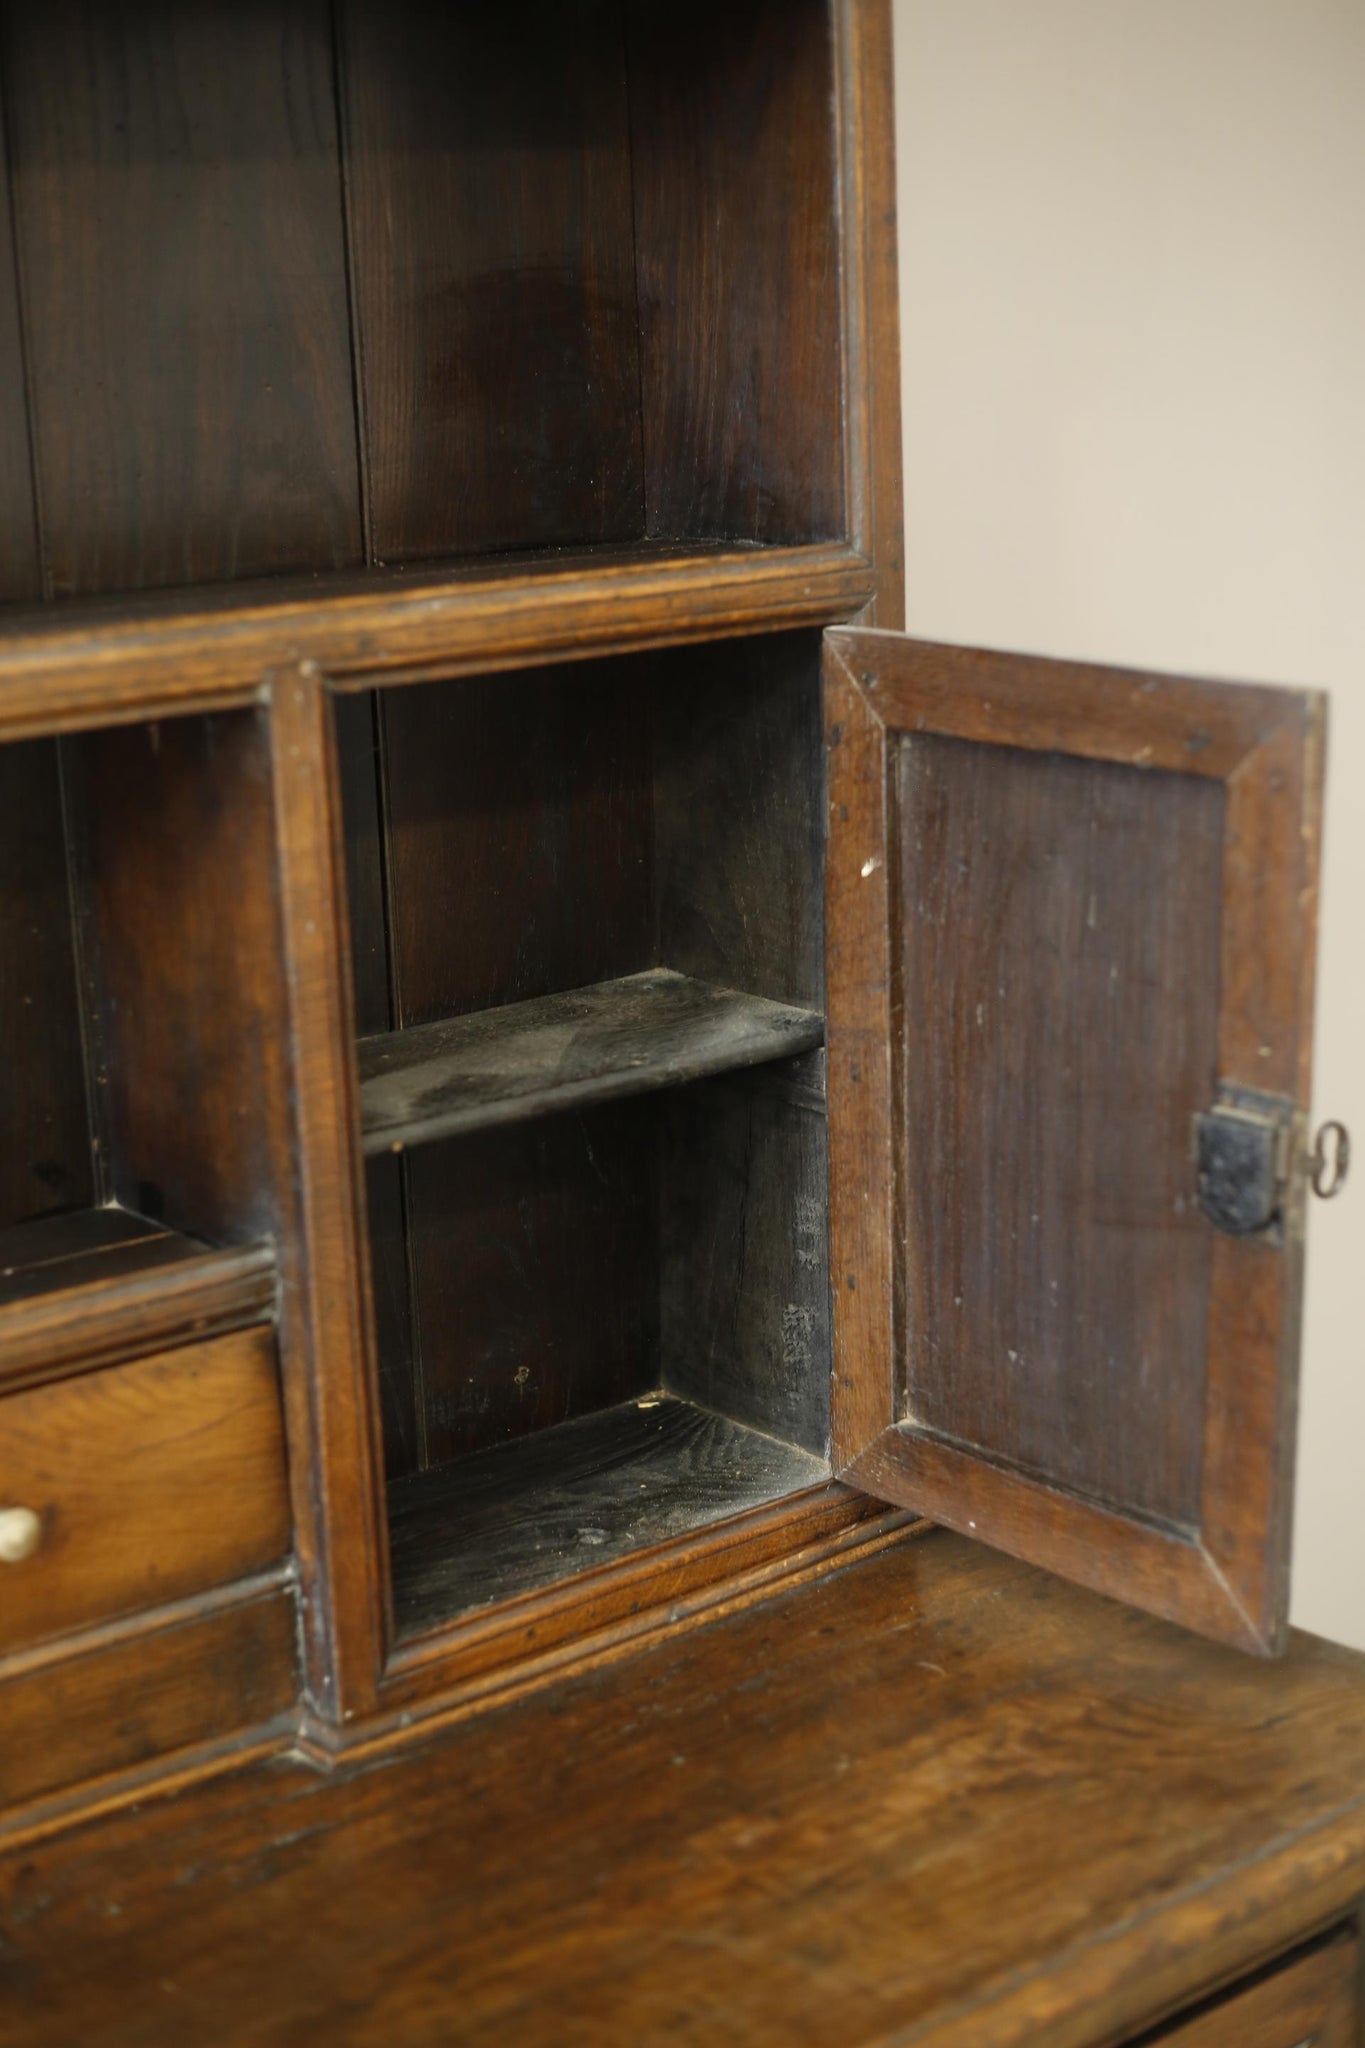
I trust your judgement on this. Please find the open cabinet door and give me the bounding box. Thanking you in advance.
[824,629,1327,1653]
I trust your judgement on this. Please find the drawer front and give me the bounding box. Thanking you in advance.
[1146,1933,1358,2046]
[0,1326,291,1657]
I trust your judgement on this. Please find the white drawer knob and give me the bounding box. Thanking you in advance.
[0,1507,42,1563]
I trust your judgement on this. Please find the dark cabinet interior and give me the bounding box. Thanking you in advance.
[0,709,287,1315]
[0,0,844,612]
[334,634,836,1635]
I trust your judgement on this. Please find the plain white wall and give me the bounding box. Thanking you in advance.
[892,0,1365,1647]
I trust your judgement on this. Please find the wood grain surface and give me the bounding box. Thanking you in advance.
[389,1395,828,1635]
[3,1533,1365,2048]
[0,1327,289,1657]
[629,0,845,545]
[826,631,1326,1654]
[359,970,823,1155]
[0,87,39,601]
[0,738,93,1227]
[340,0,643,561]
[1137,1932,1357,2046]
[3,0,361,597]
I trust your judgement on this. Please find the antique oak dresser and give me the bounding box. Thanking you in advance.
[0,3,1362,2042]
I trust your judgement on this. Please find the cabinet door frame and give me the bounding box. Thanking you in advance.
[824,627,1326,1653]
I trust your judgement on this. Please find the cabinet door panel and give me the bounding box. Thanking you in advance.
[825,629,1325,1652]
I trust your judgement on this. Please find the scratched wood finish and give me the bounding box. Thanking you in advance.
[0,739,93,1228]
[5,1535,1365,2048]
[0,90,38,601]
[0,1327,290,1657]
[0,1583,295,1816]
[358,970,824,1155]
[389,1395,828,1634]
[1137,1934,1358,2047]
[75,710,294,1248]
[0,1225,276,1396]
[629,0,845,545]
[340,0,643,562]
[3,0,361,597]
[897,735,1224,1525]
[402,1106,658,1468]
[826,631,1326,1654]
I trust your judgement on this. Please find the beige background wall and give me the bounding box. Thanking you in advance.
[891,0,1365,1647]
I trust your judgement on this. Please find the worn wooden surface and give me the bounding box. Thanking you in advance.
[0,1327,290,1657]
[0,1580,296,1817]
[0,543,874,739]
[896,733,1224,1526]
[341,0,643,561]
[826,631,1326,1654]
[630,0,844,545]
[1136,1933,1358,2046]
[359,971,823,1155]
[402,1106,658,1469]
[389,1395,828,1636]
[0,739,94,1227]
[4,1533,1365,2048]
[3,0,360,597]
[662,1068,832,1459]
[76,710,294,1249]
[0,88,38,602]
[0,1214,275,1394]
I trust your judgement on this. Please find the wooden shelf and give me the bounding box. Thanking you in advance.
[358,970,825,1156]
[0,1207,276,1393]
[0,541,872,742]
[388,1395,829,1635]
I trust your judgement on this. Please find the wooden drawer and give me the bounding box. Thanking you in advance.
[0,1326,291,1658]
[1144,1933,1358,2046]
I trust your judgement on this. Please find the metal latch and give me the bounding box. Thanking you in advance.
[1196,1089,1293,1237]
[1196,1091,1352,1236]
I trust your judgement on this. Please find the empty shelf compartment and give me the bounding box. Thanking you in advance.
[358,969,825,1155]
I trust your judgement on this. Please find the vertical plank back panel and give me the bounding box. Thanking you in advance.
[340,0,644,562]
[0,740,93,1228]
[4,0,360,596]
[382,667,653,1028]
[629,0,845,546]
[0,87,39,601]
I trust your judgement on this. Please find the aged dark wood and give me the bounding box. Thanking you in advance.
[825,631,1327,1653]
[4,1535,1365,2048]
[3,0,361,597]
[389,1395,828,1636]
[402,1105,659,1469]
[629,0,845,546]
[0,542,875,739]
[662,1067,832,1459]
[359,971,824,1155]
[340,0,643,562]
[0,1579,296,1819]
[896,734,1224,1527]
[0,88,38,602]
[0,1227,276,1396]
[76,710,294,1249]
[0,1327,290,1657]
[380,663,653,1027]
[1136,1933,1358,2046]
[0,738,93,1228]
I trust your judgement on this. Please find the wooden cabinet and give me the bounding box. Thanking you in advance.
[0,3,1360,2042]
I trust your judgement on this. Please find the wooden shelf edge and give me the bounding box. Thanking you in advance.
[0,541,874,739]
[359,970,826,1155]
[0,1240,278,1395]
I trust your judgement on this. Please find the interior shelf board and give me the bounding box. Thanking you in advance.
[358,969,826,1155]
[388,1395,830,1636]
[0,1206,277,1392]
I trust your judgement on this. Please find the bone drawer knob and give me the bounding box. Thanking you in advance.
[0,1507,42,1563]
